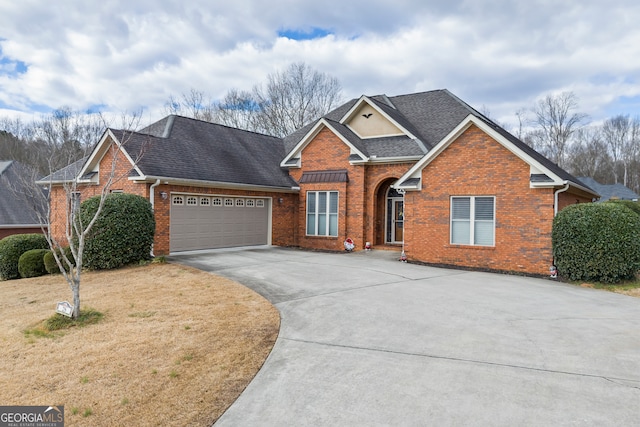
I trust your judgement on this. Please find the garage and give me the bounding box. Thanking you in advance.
[170,194,270,252]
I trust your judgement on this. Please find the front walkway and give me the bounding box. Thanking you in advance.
[171,247,640,426]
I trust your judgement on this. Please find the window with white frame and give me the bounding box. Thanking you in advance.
[246,199,255,207]
[256,199,265,208]
[172,195,184,205]
[235,198,245,207]
[306,191,338,236]
[224,198,234,207]
[451,196,495,246]
[187,196,197,206]
[200,197,210,206]
[212,197,222,206]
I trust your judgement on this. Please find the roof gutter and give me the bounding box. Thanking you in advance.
[554,182,570,216]
[134,175,300,193]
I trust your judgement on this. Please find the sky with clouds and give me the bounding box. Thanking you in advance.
[1,0,640,130]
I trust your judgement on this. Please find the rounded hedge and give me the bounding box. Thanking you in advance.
[607,200,640,216]
[0,233,49,280]
[43,247,74,274]
[80,193,155,270]
[18,248,49,278]
[552,203,640,283]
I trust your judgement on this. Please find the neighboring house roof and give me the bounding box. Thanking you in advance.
[46,116,299,191]
[0,160,47,227]
[38,157,88,184]
[577,177,639,201]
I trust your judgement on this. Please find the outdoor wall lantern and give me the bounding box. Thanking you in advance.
[160,191,168,200]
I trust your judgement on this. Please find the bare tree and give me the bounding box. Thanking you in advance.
[601,114,640,187]
[165,62,343,137]
[529,92,588,168]
[6,112,145,319]
[566,126,612,182]
[164,89,215,122]
[0,107,103,176]
[251,62,343,137]
[212,88,260,131]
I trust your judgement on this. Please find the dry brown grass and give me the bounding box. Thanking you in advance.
[1,263,279,426]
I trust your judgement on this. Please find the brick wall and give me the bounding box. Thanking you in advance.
[404,124,558,275]
[0,227,45,240]
[291,127,414,251]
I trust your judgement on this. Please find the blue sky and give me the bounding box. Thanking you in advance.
[1,0,640,130]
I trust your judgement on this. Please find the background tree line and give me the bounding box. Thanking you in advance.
[2,62,639,194]
[512,91,640,193]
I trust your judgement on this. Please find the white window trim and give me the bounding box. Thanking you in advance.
[306,191,339,237]
[450,196,495,246]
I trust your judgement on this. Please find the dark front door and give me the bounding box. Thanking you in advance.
[386,188,404,244]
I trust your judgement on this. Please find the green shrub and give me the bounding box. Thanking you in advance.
[18,248,49,278]
[43,247,74,274]
[0,233,49,280]
[552,203,640,283]
[607,200,640,216]
[80,193,155,270]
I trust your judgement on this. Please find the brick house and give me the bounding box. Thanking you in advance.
[42,89,597,275]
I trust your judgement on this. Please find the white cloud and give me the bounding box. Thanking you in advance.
[0,0,639,129]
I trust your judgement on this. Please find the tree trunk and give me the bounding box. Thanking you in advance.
[72,281,80,319]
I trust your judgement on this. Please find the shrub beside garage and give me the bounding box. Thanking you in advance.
[552,203,640,283]
[80,193,155,270]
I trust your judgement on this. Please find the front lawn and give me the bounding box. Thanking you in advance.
[1,263,279,426]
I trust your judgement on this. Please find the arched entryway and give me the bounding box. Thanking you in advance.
[374,178,403,246]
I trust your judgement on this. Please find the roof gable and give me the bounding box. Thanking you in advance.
[280,118,369,167]
[340,96,408,139]
[395,115,598,198]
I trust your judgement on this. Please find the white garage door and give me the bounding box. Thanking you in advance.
[170,194,270,252]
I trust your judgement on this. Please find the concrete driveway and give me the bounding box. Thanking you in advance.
[170,247,640,426]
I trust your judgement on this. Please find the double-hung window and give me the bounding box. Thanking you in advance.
[307,191,338,236]
[451,196,495,246]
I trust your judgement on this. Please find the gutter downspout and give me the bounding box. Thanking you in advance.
[554,182,570,216]
[149,179,161,256]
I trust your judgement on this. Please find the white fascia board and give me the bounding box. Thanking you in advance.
[280,118,368,167]
[340,95,418,140]
[365,155,423,165]
[77,129,143,183]
[397,114,568,189]
[133,175,300,193]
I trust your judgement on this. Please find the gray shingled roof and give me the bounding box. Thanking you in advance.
[283,89,597,196]
[0,161,46,226]
[577,177,638,201]
[38,157,87,183]
[284,90,494,160]
[116,116,297,188]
